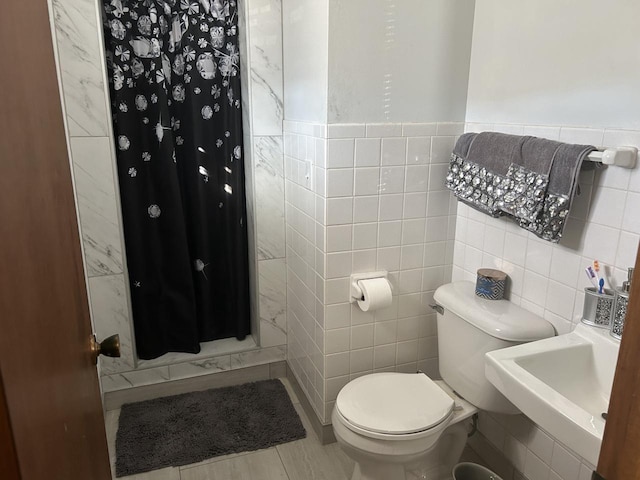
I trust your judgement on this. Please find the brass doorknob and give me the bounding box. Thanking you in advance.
[90,334,121,364]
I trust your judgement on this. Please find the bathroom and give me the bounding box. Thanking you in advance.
[1,0,639,479]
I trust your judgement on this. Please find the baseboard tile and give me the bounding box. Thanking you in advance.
[269,361,287,379]
[285,362,336,445]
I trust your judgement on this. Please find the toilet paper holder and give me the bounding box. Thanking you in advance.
[349,271,389,303]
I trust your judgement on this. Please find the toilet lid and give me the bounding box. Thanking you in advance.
[336,373,454,435]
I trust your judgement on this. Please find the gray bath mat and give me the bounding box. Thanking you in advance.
[115,379,306,477]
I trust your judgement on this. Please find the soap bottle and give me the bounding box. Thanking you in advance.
[611,267,634,340]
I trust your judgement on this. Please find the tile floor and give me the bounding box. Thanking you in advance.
[105,379,355,480]
[105,378,484,480]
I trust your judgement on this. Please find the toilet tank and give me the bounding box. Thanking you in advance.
[433,281,555,414]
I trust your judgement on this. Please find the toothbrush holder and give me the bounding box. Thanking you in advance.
[581,287,615,328]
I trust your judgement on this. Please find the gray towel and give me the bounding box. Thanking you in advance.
[518,141,595,241]
[515,136,563,175]
[446,132,595,242]
[463,132,528,176]
[448,132,513,217]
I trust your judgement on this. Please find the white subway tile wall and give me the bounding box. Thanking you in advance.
[455,123,640,335]
[470,410,596,480]
[284,120,460,423]
[458,122,640,480]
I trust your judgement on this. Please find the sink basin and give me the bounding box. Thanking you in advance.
[485,322,620,465]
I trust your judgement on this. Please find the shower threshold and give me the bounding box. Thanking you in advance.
[137,336,259,369]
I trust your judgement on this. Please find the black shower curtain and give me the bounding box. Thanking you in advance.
[103,0,250,359]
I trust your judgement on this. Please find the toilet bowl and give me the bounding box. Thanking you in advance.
[332,373,476,480]
[332,281,555,480]
[331,373,477,480]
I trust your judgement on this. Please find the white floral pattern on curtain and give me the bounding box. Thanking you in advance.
[103,0,250,359]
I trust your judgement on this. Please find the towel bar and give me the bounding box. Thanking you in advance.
[585,146,637,168]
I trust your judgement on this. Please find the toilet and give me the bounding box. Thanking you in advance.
[332,281,555,480]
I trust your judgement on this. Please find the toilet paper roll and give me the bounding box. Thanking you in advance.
[357,278,393,312]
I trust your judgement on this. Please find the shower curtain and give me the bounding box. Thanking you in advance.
[103,0,250,359]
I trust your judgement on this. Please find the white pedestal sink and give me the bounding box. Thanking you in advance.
[485,322,620,466]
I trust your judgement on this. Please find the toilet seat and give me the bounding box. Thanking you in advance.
[335,373,454,439]
[333,406,454,442]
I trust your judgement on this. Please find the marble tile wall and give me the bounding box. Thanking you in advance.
[284,120,462,423]
[48,0,288,391]
[246,0,287,350]
[50,0,110,137]
[248,0,284,136]
[237,0,260,343]
[50,0,135,379]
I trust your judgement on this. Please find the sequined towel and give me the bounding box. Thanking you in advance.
[447,132,595,243]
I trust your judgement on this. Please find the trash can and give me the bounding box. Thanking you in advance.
[452,462,503,480]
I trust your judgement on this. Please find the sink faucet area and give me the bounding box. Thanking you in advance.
[485,323,620,466]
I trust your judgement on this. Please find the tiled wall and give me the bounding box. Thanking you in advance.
[48,0,288,391]
[50,0,136,376]
[463,3,640,476]
[453,123,640,480]
[284,120,463,423]
[453,124,640,334]
[243,0,287,352]
[470,411,597,480]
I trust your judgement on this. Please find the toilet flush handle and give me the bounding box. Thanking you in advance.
[429,304,444,315]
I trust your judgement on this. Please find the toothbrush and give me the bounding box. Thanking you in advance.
[593,260,601,282]
[585,266,598,288]
[593,260,604,293]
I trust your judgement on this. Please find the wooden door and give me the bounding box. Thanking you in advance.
[596,244,640,479]
[0,1,112,479]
